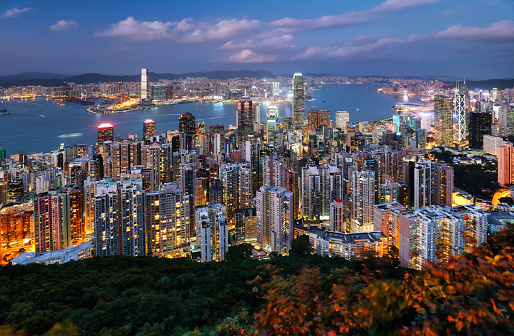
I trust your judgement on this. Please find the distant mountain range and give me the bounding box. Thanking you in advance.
[0,70,276,86]
[0,71,513,90]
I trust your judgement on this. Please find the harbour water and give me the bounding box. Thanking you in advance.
[0,84,401,155]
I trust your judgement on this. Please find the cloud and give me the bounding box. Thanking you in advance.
[50,20,77,31]
[96,17,260,43]
[435,19,514,41]
[225,49,279,63]
[372,0,441,13]
[1,7,32,19]
[270,12,371,33]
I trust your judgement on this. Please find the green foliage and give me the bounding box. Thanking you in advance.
[289,235,312,256]
[224,244,252,262]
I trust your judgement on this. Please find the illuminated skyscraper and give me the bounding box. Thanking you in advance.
[434,95,453,147]
[97,123,114,145]
[196,204,228,262]
[498,142,514,186]
[351,170,375,232]
[468,111,492,149]
[34,192,71,253]
[179,112,195,136]
[143,119,156,139]
[236,97,254,145]
[266,105,278,145]
[335,111,350,129]
[141,68,148,99]
[292,73,304,130]
[454,91,467,143]
[256,186,294,254]
[308,110,330,131]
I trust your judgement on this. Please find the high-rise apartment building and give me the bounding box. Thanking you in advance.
[145,182,190,255]
[350,170,375,232]
[196,204,228,262]
[292,73,304,130]
[329,198,345,232]
[256,186,294,254]
[34,192,71,253]
[179,112,195,136]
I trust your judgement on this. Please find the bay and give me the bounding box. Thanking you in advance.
[0,84,401,155]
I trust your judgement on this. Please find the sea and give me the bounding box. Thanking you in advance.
[0,84,402,155]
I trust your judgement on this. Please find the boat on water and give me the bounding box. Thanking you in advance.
[0,109,10,115]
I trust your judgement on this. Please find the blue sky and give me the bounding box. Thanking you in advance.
[1,0,513,78]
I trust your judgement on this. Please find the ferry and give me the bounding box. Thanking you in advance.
[0,109,10,115]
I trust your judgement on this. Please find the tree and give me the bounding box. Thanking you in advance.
[225,244,253,262]
[289,235,312,256]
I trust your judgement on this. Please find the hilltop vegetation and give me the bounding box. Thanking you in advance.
[0,226,513,336]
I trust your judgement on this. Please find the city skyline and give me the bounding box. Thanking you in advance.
[1,0,513,78]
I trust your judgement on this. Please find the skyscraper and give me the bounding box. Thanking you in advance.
[498,142,514,186]
[434,95,453,147]
[237,97,254,145]
[196,204,228,262]
[266,105,278,145]
[292,73,304,130]
[179,112,195,139]
[308,110,330,131]
[97,123,114,145]
[34,192,71,253]
[256,186,294,254]
[141,68,148,99]
[143,119,156,139]
[468,111,492,149]
[351,170,375,232]
[454,91,467,143]
[335,111,350,129]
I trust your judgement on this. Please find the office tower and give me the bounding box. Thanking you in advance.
[63,185,84,240]
[330,198,345,232]
[235,208,257,241]
[292,73,304,130]
[93,181,119,256]
[468,112,492,149]
[143,119,156,139]
[196,204,228,262]
[151,85,166,103]
[237,97,254,145]
[483,135,504,156]
[266,105,278,145]
[454,91,467,143]
[435,163,454,207]
[34,192,71,253]
[141,68,148,99]
[335,111,350,130]
[434,95,453,147]
[256,186,294,254]
[88,154,104,181]
[308,110,330,131]
[97,123,114,145]
[499,107,514,137]
[373,202,406,249]
[498,142,514,186]
[350,170,375,232]
[179,112,196,136]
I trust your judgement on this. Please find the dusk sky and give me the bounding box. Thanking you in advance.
[1,0,513,78]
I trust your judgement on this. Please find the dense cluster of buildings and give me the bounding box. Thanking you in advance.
[1,71,513,268]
